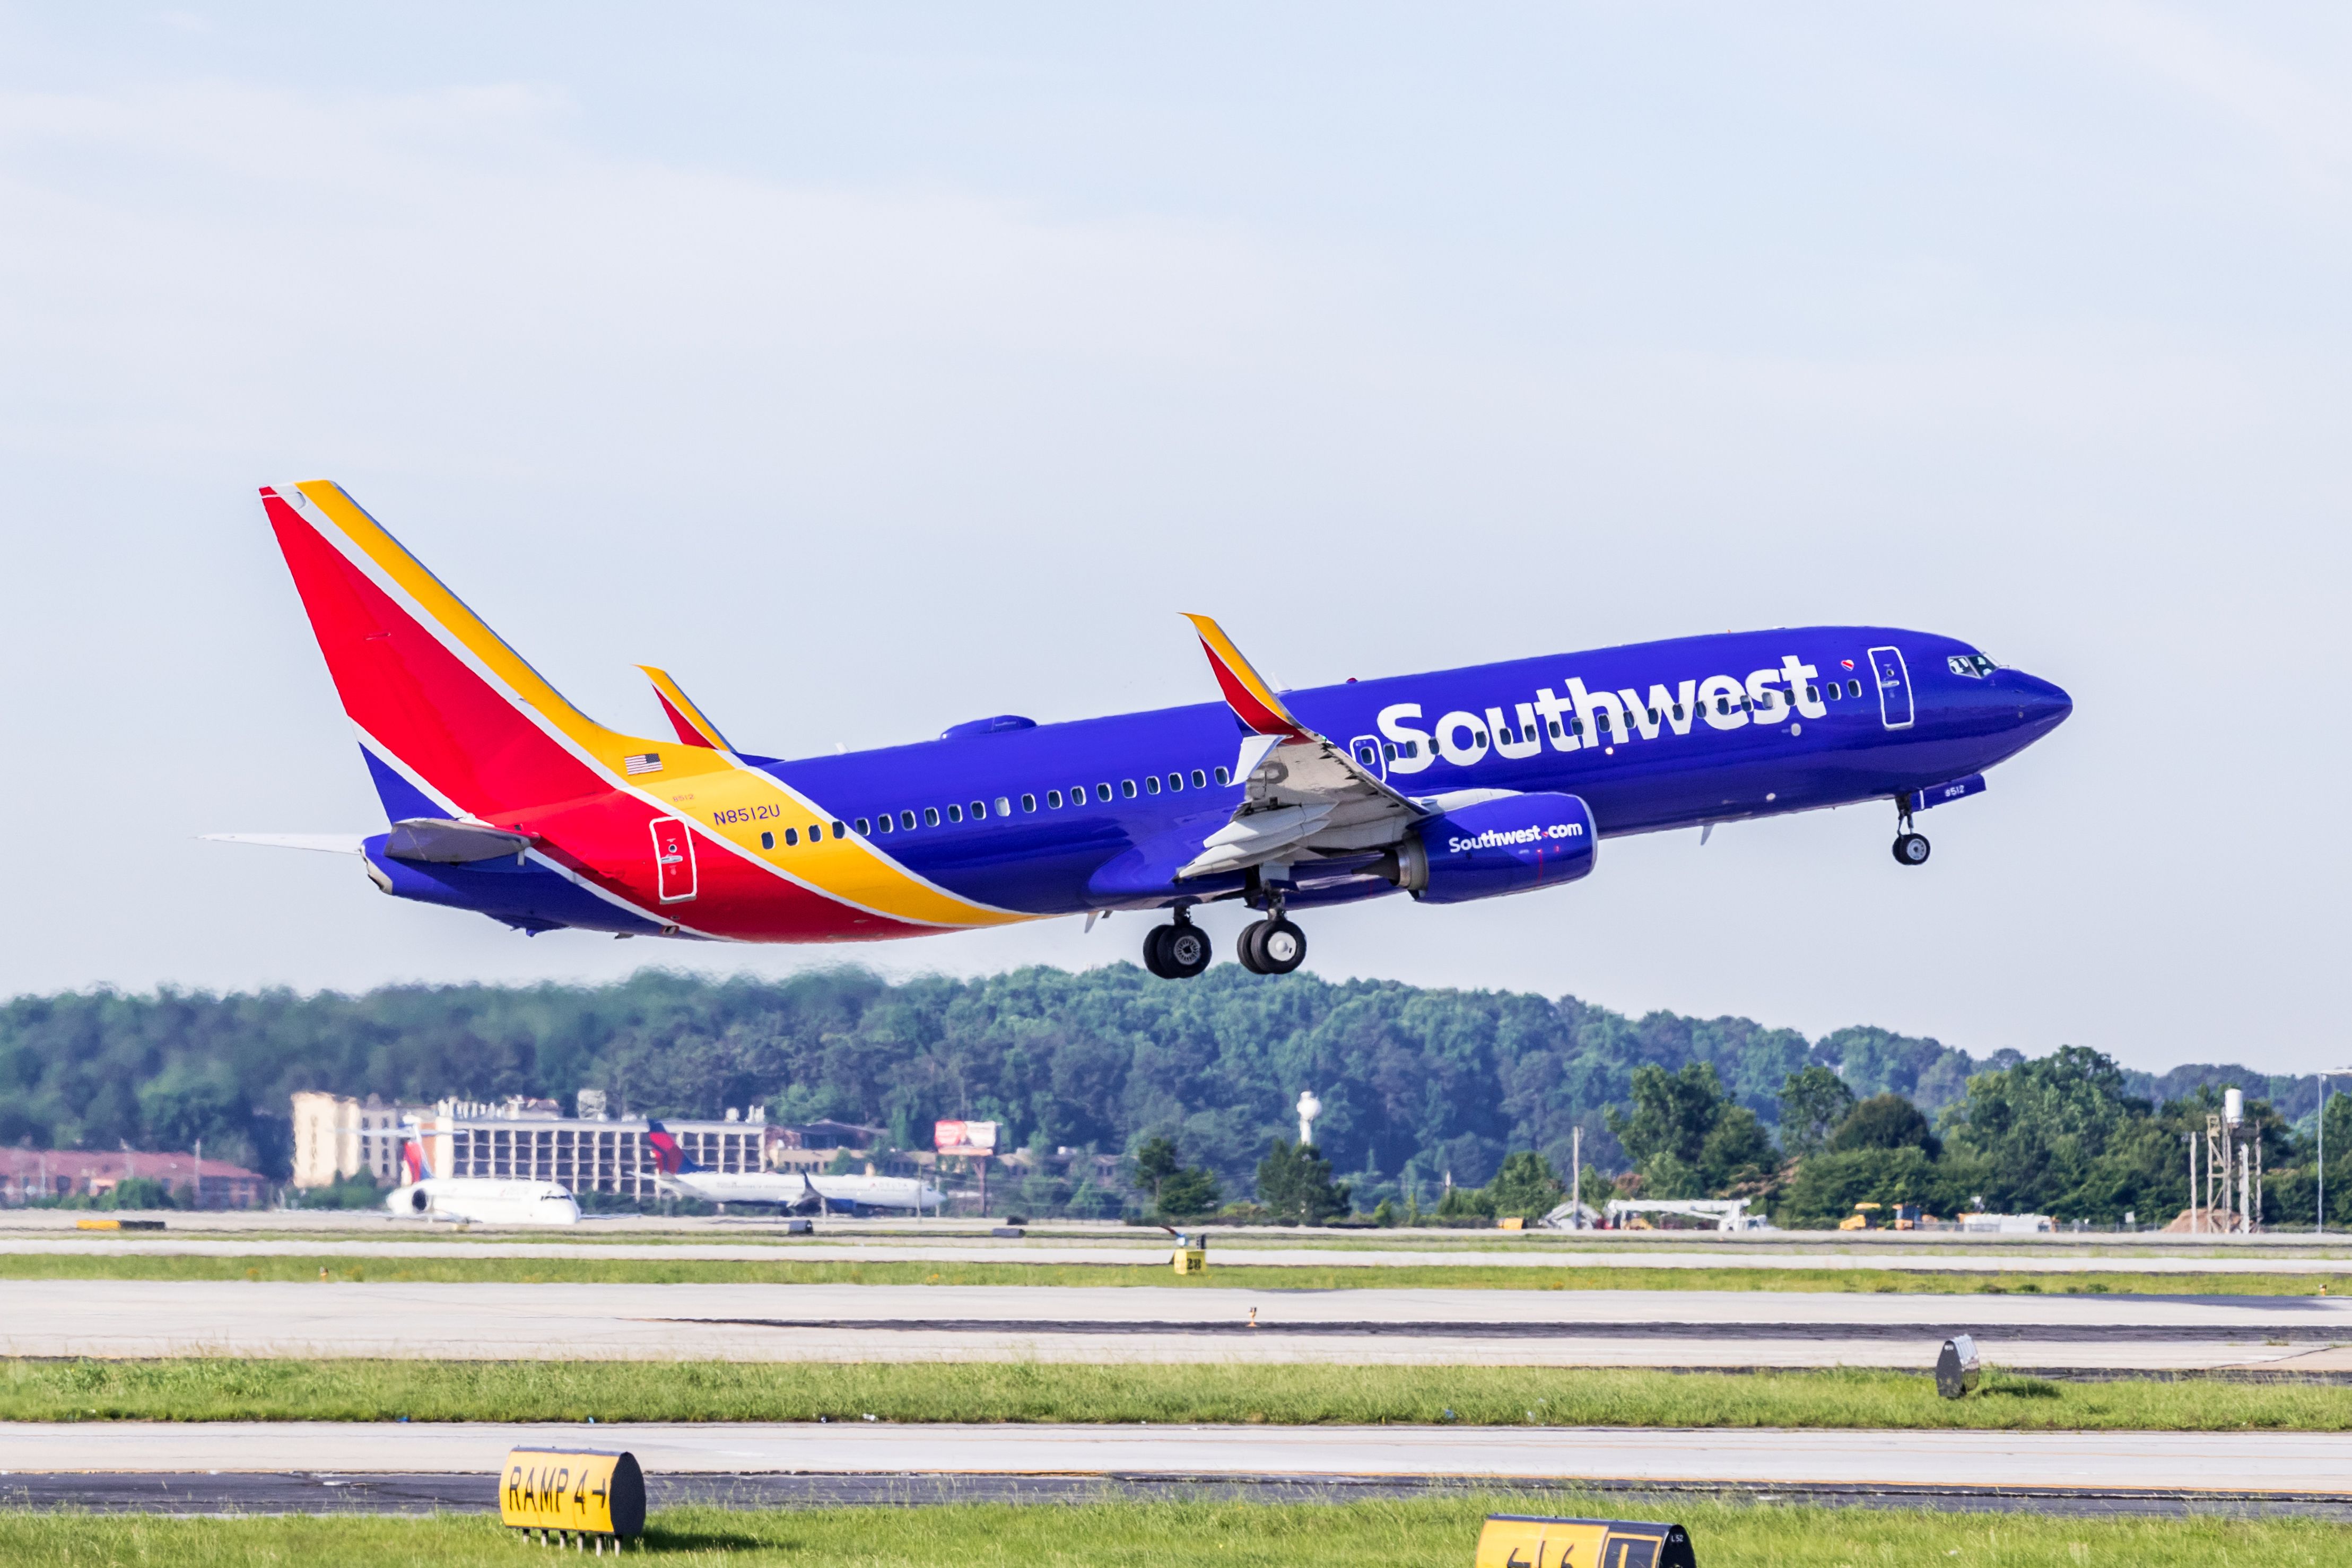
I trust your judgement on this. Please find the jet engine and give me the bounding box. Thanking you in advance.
[1382,791,1598,904]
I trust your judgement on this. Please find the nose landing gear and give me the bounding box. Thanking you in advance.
[1891,793,1930,866]
[1143,912,1213,979]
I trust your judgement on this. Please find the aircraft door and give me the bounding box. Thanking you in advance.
[1346,734,1389,782]
[650,817,699,902]
[1868,646,1914,729]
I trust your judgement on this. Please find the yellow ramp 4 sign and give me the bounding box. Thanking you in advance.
[501,1448,647,1545]
[1475,1513,1695,1568]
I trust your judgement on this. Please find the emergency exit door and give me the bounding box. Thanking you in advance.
[650,817,698,902]
[1868,646,1913,729]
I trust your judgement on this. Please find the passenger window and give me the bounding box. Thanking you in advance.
[877,814,894,834]
[947,804,963,823]
[1120,779,1137,798]
[760,831,775,850]
[785,827,799,846]
[923,807,939,827]
[854,817,870,836]
[1191,768,1208,787]
[1096,783,1113,803]
[1383,742,1397,760]
[808,823,823,841]
[970,799,987,820]
[1021,794,1036,813]
[831,821,846,839]
[1214,766,1231,785]
[1145,775,1161,795]
[1167,772,1183,791]
[1848,679,1861,698]
[901,809,918,830]
[1047,789,1062,808]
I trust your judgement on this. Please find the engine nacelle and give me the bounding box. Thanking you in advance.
[1386,792,1598,904]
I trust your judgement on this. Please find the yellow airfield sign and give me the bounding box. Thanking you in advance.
[1475,1513,1695,1568]
[501,1448,647,1545]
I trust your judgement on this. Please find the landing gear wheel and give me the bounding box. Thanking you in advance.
[1142,924,1178,979]
[1161,921,1212,978]
[1893,832,1931,867]
[1249,917,1308,975]
[1236,919,1270,975]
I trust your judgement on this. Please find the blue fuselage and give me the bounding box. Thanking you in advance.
[756,625,2071,917]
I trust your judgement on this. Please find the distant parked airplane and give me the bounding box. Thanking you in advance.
[219,482,2072,977]
[386,1133,579,1226]
[644,1122,942,1215]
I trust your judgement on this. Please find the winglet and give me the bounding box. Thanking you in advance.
[1183,614,1306,739]
[637,666,736,753]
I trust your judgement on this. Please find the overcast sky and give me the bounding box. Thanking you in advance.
[2,4,2347,1074]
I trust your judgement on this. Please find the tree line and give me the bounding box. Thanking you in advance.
[0,964,2335,1225]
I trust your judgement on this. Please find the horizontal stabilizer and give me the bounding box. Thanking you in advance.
[202,833,367,855]
[384,818,532,864]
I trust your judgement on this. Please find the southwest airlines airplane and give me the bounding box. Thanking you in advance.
[220,482,2072,977]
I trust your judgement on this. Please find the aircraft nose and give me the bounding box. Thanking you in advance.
[2010,670,2073,731]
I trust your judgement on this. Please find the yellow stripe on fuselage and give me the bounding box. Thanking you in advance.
[292,480,1029,930]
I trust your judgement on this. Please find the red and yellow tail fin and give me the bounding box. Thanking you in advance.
[261,481,726,819]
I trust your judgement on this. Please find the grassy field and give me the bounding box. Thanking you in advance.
[8,1357,2352,1431]
[2,1251,2339,1294]
[3,1497,2346,1567]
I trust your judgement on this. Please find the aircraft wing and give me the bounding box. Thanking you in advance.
[1178,614,1430,881]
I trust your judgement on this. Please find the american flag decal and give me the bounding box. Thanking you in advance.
[624,752,663,775]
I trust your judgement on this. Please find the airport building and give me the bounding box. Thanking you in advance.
[291,1091,434,1187]
[294,1090,815,1200]
[0,1147,266,1208]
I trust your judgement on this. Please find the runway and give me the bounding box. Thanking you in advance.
[8,1280,2352,1370]
[10,1234,2352,1275]
[8,1421,2352,1505]
[13,1469,2351,1519]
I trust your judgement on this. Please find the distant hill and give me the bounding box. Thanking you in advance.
[0,966,2313,1208]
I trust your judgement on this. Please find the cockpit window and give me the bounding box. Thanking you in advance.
[1947,653,1998,678]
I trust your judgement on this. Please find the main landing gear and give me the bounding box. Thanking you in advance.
[1891,795,1930,867]
[1143,912,1213,979]
[1141,898,1310,979]
[1236,915,1307,975]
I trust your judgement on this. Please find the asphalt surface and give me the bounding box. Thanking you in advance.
[9,1279,2351,1370]
[9,1422,2352,1509]
[9,1470,2352,1520]
[10,1234,2352,1274]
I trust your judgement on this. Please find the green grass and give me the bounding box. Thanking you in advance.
[1,1497,2346,1567]
[3,1252,2340,1294]
[10,1357,2352,1431]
